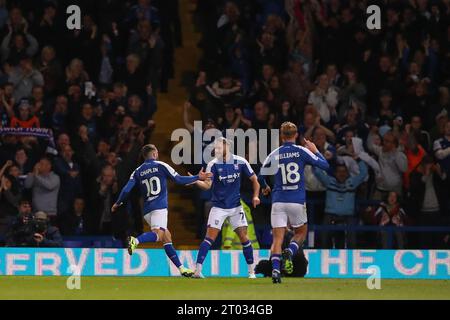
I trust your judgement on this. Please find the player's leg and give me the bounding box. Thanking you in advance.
[282,203,308,274]
[230,208,256,278]
[127,211,163,255]
[162,229,194,277]
[193,207,225,278]
[271,227,285,283]
[234,227,256,278]
[193,226,220,278]
[270,203,288,283]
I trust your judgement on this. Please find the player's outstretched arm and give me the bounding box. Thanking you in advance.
[188,171,213,190]
[303,139,330,171]
[112,176,136,212]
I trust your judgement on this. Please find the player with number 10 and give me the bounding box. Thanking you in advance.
[112,144,212,277]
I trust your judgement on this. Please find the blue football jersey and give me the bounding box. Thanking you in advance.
[259,142,329,204]
[115,159,199,214]
[206,154,255,209]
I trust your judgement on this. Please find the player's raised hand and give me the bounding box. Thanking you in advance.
[252,196,261,208]
[111,203,120,213]
[304,138,319,154]
[198,168,212,181]
[261,186,271,196]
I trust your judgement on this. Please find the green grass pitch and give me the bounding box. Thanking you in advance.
[0,277,449,300]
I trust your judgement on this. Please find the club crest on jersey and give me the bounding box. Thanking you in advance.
[217,168,223,173]
[234,164,239,170]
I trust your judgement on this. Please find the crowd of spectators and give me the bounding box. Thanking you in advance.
[186,0,450,249]
[0,0,449,250]
[0,0,182,245]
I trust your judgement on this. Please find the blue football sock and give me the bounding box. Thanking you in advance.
[241,240,254,265]
[287,241,300,256]
[164,243,182,268]
[137,231,158,244]
[196,237,214,265]
[271,254,281,273]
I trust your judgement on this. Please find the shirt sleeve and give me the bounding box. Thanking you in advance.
[298,146,330,171]
[241,159,255,178]
[159,161,199,185]
[115,170,137,205]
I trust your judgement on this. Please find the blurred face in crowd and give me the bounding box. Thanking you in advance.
[341,8,353,24]
[4,84,14,97]
[382,132,397,152]
[19,201,32,216]
[44,5,56,19]
[254,101,269,121]
[204,119,216,131]
[224,107,235,123]
[121,116,134,131]
[97,140,110,156]
[69,59,84,77]
[41,46,56,63]
[387,9,399,25]
[39,158,52,174]
[101,166,116,186]
[15,149,27,166]
[409,62,420,76]
[68,85,82,100]
[107,152,119,167]
[81,103,94,120]
[32,86,44,102]
[10,8,23,28]
[291,60,303,74]
[411,116,422,130]
[224,1,240,22]
[387,192,398,206]
[20,58,33,72]
[138,0,150,7]
[345,69,357,82]
[380,93,392,108]
[260,32,274,49]
[7,165,20,178]
[262,64,274,81]
[57,134,70,150]
[128,95,142,113]
[345,130,354,146]
[126,55,140,73]
[138,20,152,40]
[415,83,427,96]
[13,34,25,50]
[379,56,392,72]
[313,127,327,148]
[62,145,74,162]
[345,109,358,125]
[281,101,291,114]
[335,165,349,183]
[270,75,280,90]
[55,95,68,113]
[73,198,85,216]
[219,76,233,89]
[304,111,315,127]
[326,65,338,80]
[19,106,30,120]
[317,74,329,91]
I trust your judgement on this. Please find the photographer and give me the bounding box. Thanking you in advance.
[6,210,62,247]
[5,199,33,246]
